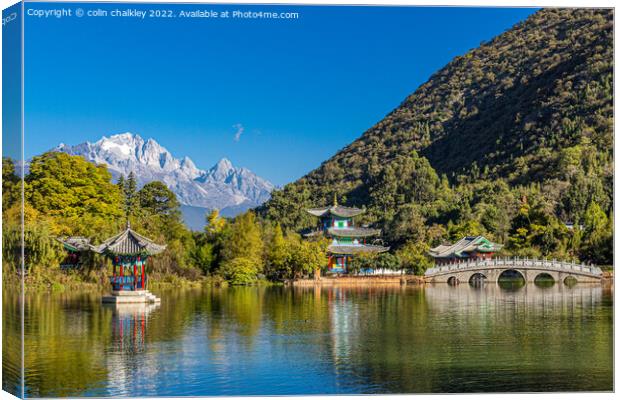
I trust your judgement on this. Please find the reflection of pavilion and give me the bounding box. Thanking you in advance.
[107,302,160,353]
[104,302,160,395]
[326,287,361,386]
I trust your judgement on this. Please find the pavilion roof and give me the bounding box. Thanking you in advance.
[306,205,364,218]
[328,244,390,255]
[327,227,381,238]
[429,236,502,258]
[92,222,166,256]
[57,236,91,252]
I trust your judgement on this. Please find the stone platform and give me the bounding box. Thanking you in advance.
[101,290,161,304]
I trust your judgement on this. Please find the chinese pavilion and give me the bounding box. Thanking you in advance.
[94,221,165,301]
[305,196,389,274]
[429,235,502,265]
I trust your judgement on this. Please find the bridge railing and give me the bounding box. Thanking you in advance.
[424,257,603,276]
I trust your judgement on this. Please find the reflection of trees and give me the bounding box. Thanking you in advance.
[321,285,439,393]
[2,290,22,397]
[18,291,112,397]
[334,284,613,393]
[5,289,203,397]
[262,286,332,335]
[6,284,612,396]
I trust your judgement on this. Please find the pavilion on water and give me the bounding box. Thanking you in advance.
[305,196,389,274]
[428,236,502,265]
[94,221,165,303]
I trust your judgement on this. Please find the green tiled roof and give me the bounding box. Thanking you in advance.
[57,236,91,252]
[429,236,502,258]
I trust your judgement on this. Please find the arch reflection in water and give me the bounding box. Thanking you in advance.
[564,275,578,287]
[497,269,526,290]
[424,282,605,315]
[469,273,487,287]
[534,272,556,288]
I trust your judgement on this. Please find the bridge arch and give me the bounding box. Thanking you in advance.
[497,269,526,290]
[447,276,459,286]
[424,258,602,284]
[564,275,578,287]
[469,273,487,286]
[498,269,525,282]
[534,272,555,287]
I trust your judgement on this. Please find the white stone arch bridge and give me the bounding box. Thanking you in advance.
[424,257,603,284]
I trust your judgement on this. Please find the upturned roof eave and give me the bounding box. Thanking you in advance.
[93,227,166,256]
[327,227,381,237]
[328,244,390,255]
[306,205,365,218]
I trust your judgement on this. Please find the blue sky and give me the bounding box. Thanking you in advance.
[23,3,536,185]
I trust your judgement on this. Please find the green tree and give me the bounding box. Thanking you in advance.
[374,253,402,273]
[25,152,123,233]
[123,171,138,217]
[220,212,264,265]
[2,157,20,211]
[138,181,180,217]
[206,209,227,236]
[190,239,215,275]
[286,238,327,280]
[397,241,433,275]
[219,257,260,285]
[266,223,288,279]
[580,202,612,264]
[218,212,264,283]
[385,204,427,245]
[348,253,378,275]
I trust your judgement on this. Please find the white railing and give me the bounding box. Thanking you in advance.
[424,257,603,277]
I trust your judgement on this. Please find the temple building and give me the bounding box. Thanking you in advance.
[95,221,165,303]
[305,197,389,274]
[429,236,502,265]
[57,236,91,270]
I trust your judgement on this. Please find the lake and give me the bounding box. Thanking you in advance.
[2,282,613,396]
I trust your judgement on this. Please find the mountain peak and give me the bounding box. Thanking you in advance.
[214,157,234,171]
[52,134,275,215]
[110,132,141,140]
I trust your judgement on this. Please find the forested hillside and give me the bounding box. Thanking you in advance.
[260,8,613,265]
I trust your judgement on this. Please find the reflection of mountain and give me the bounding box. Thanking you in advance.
[53,133,275,227]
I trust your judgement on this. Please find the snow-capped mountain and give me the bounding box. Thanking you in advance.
[54,133,275,215]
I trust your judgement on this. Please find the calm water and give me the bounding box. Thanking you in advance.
[2,283,613,397]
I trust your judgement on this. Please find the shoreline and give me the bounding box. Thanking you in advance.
[292,275,427,286]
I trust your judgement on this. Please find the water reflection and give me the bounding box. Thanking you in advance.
[2,283,613,397]
[105,303,160,396]
[497,270,526,290]
[108,303,160,354]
